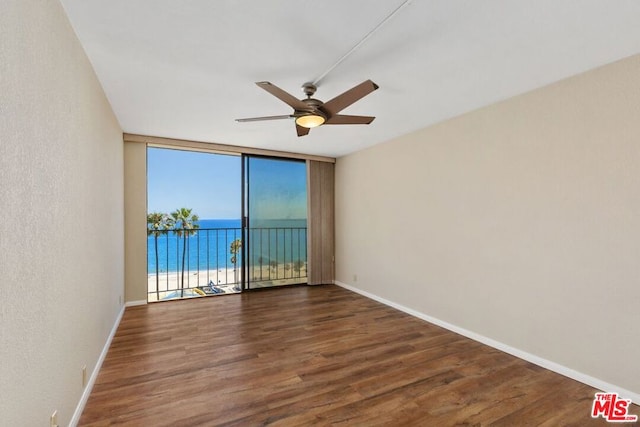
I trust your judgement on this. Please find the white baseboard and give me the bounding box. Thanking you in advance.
[334,280,639,405]
[69,304,126,426]
[125,299,147,307]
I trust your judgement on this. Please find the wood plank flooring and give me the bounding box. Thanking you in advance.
[80,285,638,426]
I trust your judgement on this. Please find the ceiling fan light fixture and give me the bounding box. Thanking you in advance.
[295,113,326,128]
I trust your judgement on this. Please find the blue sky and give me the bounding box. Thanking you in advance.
[147,148,241,219]
[147,148,307,220]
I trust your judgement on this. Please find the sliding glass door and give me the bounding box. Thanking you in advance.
[244,156,308,289]
[146,147,308,300]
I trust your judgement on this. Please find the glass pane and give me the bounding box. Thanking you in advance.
[246,157,307,288]
[147,147,242,302]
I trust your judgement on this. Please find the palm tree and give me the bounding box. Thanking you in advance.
[170,208,199,297]
[293,259,305,277]
[284,263,291,278]
[147,212,173,299]
[230,238,242,284]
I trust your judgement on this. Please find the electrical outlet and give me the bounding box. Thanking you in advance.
[353,274,358,282]
[82,365,87,387]
[50,410,58,427]
[119,295,122,305]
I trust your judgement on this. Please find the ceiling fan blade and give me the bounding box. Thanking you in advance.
[296,124,310,137]
[322,80,379,115]
[236,114,292,123]
[325,115,375,125]
[256,81,311,111]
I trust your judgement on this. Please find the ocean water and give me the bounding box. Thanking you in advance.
[147,218,307,274]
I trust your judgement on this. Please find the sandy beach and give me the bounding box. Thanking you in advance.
[147,263,307,301]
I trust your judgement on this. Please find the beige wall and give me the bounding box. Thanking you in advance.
[0,1,124,425]
[335,55,640,398]
[124,141,148,302]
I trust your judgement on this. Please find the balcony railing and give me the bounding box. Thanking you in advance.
[147,227,307,301]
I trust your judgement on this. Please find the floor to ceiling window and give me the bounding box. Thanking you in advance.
[146,147,242,301]
[146,147,309,301]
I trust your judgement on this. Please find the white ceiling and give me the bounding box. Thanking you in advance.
[59,0,640,158]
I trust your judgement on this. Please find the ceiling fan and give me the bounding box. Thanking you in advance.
[236,80,379,137]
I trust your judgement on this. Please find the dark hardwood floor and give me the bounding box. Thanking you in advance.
[80,285,638,426]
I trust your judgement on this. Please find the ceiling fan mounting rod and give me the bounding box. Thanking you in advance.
[312,0,413,86]
[301,82,317,98]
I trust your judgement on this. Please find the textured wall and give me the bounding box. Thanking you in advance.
[124,141,148,303]
[0,1,124,425]
[335,55,640,398]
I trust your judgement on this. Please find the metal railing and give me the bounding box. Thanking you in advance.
[147,227,307,301]
[247,227,308,285]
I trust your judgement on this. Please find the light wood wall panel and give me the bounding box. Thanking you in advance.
[124,133,335,163]
[307,161,335,285]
